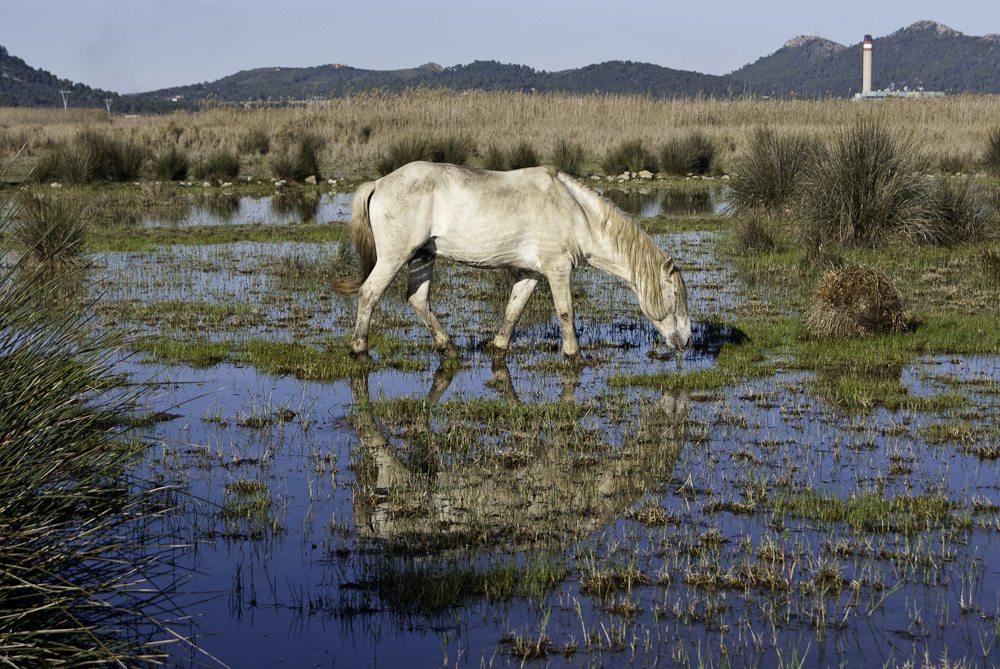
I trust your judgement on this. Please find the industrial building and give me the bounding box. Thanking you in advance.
[853,34,945,99]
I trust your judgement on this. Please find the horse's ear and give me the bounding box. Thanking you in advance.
[661,258,676,281]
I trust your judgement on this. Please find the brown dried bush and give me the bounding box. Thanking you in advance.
[806,264,905,338]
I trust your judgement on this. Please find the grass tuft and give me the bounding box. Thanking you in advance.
[658,130,716,175]
[153,145,190,181]
[551,138,585,175]
[600,138,656,176]
[13,192,88,271]
[195,148,240,182]
[982,126,1000,176]
[727,127,815,216]
[796,120,926,249]
[0,175,192,663]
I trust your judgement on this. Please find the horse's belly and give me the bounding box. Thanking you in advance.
[433,233,540,271]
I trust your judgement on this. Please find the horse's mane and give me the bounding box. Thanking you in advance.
[555,171,679,319]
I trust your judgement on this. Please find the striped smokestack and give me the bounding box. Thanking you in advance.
[862,35,873,93]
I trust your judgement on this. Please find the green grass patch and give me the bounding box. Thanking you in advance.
[773,488,968,535]
[358,553,569,616]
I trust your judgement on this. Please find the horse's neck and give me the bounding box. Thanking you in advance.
[585,232,635,283]
[557,172,661,287]
[586,213,660,291]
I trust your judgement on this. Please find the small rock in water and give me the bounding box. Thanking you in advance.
[305,175,317,185]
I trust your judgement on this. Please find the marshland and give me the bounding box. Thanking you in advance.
[3,90,1000,667]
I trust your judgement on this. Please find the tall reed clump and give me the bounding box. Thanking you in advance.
[34,129,146,184]
[919,176,995,246]
[427,134,475,166]
[195,147,240,182]
[796,120,927,250]
[600,139,657,176]
[375,136,430,176]
[0,180,193,664]
[14,193,88,271]
[982,127,1000,177]
[551,138,585,175]
[153,145,190,181]
[237,127,271,155]
[270,132,327,182]
[727,127,815,217]
[374,135,476,176]
[506,141,540,170]
[658,130,716,176]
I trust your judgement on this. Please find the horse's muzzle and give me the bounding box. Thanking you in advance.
[671,334,691,352]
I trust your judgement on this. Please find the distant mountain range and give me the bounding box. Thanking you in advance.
[3,21,999,109]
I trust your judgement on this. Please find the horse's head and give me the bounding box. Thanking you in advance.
[640,259,691,352]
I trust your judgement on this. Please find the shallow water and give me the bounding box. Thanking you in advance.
[134,350,1000,668]
[88,189,1000,667]
[135,186,725,229]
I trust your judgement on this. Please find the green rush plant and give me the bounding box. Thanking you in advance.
[13,192,88,271]
[551,138,585,175]
[0,174,195,664]
[153,145,191,181]
[657,130,716,176]
[727,126,815,216]
[982,126,1000,176]
[600,138,657,176]
[796,119,927,250]
[195,147,241,182]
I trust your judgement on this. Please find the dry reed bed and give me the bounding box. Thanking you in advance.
[3,91,1000,175]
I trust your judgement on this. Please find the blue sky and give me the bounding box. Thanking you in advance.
[3,0,998,94]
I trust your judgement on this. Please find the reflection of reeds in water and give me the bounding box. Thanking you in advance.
[195,190,240,221]
[0,180,193,663]
[271,190,320,222]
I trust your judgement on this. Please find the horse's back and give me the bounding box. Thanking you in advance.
[370,162,588,270]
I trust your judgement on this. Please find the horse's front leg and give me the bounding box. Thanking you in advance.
[546,266,583,361]
[407,254,457,358]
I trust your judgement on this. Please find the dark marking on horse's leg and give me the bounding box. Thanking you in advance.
[407,253,456,357]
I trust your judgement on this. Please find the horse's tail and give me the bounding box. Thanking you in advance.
[333,180,378,296]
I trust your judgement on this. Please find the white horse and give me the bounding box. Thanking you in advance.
[334,161,691,360]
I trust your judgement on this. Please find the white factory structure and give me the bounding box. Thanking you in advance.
[854,34,945,99]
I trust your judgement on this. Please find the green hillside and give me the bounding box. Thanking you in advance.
[733,21,1000,97]
[144,59,738,104]
[0,46,173,111]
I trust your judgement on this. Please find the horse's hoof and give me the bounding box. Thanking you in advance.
[438,344,460,359]
[486,342,509,361]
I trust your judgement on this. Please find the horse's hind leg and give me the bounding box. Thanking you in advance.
[491,273,539,356]
[407,254,457,357]
[350,258,407,357]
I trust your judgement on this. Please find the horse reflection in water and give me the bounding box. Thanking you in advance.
[348,363,689,546]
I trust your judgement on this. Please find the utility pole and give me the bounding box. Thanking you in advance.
[59,90,71,109]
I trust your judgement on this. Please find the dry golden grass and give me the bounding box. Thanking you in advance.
[3,90,1000,178]
[806,264,906,338]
